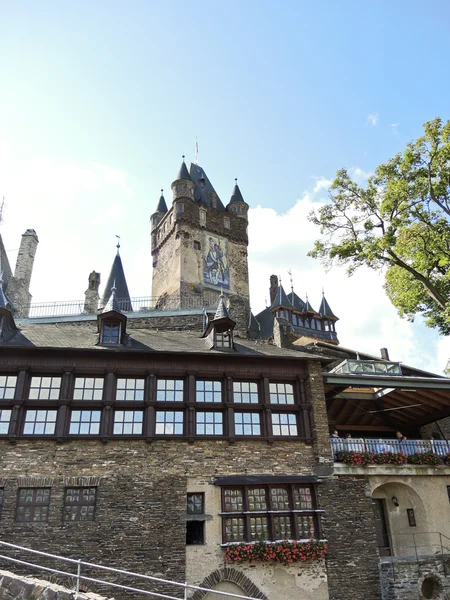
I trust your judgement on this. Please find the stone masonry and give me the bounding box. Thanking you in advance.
[6,229,39,318]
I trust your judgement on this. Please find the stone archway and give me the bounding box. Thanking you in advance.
[190,568,267,600]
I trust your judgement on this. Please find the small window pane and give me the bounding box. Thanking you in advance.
[113,410,143,435]
[196,380,222,402]
[16,488,50,522]
[196,412,223,435]
[0,409,12,434]
[224,517,245,543]
[270,487,290,510]
[248,488,267,511]
[272,413,298,436]
[233,382,259,403]
[64,487,97,522]
[297,515,315,538]
[187,493,204,514]
[23,410,57,435]
[269,382,295,405]
[0,375,17,400]
[273,515,292,540]
[155,411,183,435]
[294,487,313,509]
[250,516,269,541]
[156,379,184,402]
[116,378,145,401]
[223,488,243,512]
[69,410,101,435]
[29,376,61,400]
[73,378,104,400]
[234,412,260,436]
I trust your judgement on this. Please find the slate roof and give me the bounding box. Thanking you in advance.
[155,191,168,214]
[189,163,226,211]
[177,160,191,181]
[101,254,132,311]
[270,284,293,310]
[229,182,245,204]
[254,307,274,340]
[304,297,318,314]
[287,291,306,312]
[0,320,325,361]
[103,286,122,314]
[319,294,338,320]
[214,295,230,320]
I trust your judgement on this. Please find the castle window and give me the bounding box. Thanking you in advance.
[0,375,17,400]
[64,487,97,522]
[177,202,184,214]
[113,410,143,435]
[196,380,222,402]
[215,331,233,349]
[23,409,57,435]
[16,488,50,523]
[224,217,231,229]
[194,240,201,250]
[233,382,259,404]
[0,409,12,434]
[116,378,145,401]
[196,411,223,435]
[269,383,295,405]
[29,376,62,400]
[236,205,241,214]
[186,493,205,545]
[177,184,184,192]
[221,483,320,543]
[234,412,261,436]
[271,413,298,436]
[69,410,101,435]
[73,377,104,400]
[155,410,184,435]
[156,379,184,402]
[200,210,206,223]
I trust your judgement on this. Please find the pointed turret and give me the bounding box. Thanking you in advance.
[304,296,318,314]
[171,156,195,204]
[270,283,293,311]
[214,293,231,320]
[227,178,248,219]
[319,293,338,320]
[101,245,132,312]
[177,157,191,181]
[202,293,236,350]
[287,291,306,312]
[97,281,128,344]
[151,189,168,230]
[103,281,122,314]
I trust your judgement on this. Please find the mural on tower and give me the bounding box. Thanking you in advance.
[203,234,230,289]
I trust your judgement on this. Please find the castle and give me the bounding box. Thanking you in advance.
[0,157,449,600]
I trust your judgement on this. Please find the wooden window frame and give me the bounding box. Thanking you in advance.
[220,483,321,544]
[28,376,62,400]
[0,375,17,400]
[23,409,58,435]
[113,410,144,435]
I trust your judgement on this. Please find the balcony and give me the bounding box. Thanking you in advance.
[331,438,450,463]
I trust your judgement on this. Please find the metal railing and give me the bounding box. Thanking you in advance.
[22,295,219,319]
[379,531,450,580]
[0,539,260,600]
[331,437,450,458]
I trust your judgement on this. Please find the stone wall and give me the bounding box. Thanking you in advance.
[0,569,111,600]
[7,230,39,318]
[380,555,450,600]
[421,416,450,441]
[319,476,382,600]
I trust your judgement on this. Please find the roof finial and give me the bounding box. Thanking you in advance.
[115,235,121,255]
[161,188,164,195]
[235,177,238,183]
[195,138,199,165]
[322,287,325,296]
[182,154,185,162]
[112,278,117,293]
[288,269,294,294]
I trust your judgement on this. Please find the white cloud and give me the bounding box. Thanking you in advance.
[367,113,379,126]
[349,167,372,182]
[312,177,332,194]
[390,123,399,135]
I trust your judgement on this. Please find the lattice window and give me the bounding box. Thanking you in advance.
[73,378,104,400]
[0,409,12,434]
[196,412,223,435]
[233,382,259,403]
[16,488,50,522]
[116,378,145,401]
[234,412,261,436]
[64,487,97,521]
[195,381,222,402]
[272,413,298,436]
[155,411,183,435]
[0,375,17,400]
[102,323,120,344]
[113,410,143,435]
[269,382,295,404]
[156,379,184,402]
[23,409,57,435]
[29,376,61,400]
[69,410,101,435]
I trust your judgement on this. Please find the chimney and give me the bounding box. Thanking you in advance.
[380,348,390,361]
[269,275,278,305]
[6,229,39,317]
[84,271,101,313]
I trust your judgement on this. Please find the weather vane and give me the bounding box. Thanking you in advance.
[288,269,294,293]
[115,234,121,254]
[195,137,199,165]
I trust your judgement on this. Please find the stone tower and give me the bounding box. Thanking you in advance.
[151,158,250,332]
[6,229,39,318]
[84,271,101,313]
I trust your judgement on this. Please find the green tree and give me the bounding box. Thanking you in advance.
[308,118,450,334]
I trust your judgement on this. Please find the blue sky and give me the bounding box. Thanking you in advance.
[1,1,450,372]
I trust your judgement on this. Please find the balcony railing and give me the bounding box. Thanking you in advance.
[331,437,450,457]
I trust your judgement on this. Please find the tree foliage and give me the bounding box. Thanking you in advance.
[308,118,450,334]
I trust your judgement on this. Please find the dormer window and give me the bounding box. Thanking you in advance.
[224,217,231,229]
[101,322,121,344]
[215,330,233,349]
